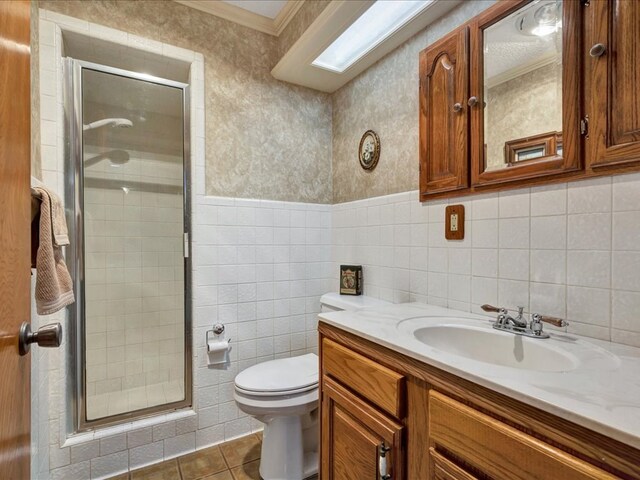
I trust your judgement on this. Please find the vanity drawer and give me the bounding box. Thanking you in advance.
[322,338,405,418]
[428,391,617,480]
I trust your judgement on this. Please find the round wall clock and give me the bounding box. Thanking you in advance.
[359,130,380,171]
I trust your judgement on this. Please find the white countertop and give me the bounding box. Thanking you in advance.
[319,302,640,450]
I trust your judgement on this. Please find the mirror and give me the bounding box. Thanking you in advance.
[482,0,563,172]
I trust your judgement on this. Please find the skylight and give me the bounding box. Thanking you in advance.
[312,0,434,73]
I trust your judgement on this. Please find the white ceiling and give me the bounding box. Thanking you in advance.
[223,0,287,19]
[485,1,562,86]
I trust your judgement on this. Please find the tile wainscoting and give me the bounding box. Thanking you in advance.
[332,173,640,348]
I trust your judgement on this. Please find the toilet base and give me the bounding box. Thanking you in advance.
[258,412,318,480]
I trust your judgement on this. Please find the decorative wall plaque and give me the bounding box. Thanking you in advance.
[359,130,380,171]
[340,265,362,295]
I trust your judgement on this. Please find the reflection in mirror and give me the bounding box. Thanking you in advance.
[483,0,563,172]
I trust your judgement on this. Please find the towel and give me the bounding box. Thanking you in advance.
[32,186,75,315]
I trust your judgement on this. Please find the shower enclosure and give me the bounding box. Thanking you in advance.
[65,59,191,429]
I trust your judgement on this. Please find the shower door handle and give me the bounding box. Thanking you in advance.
[18,322,62,356]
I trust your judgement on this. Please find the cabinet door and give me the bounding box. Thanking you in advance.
[419,27,469,198]
[321,376,404,480]
[586,0,640,169]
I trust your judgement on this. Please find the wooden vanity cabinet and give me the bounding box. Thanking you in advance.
[584,0,640,170]
[321,377,404,480]
[319,322,640,480]
[320,338,405,480]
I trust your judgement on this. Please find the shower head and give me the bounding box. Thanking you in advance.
[83,118,133,131]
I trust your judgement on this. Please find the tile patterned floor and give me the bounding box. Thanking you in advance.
[109,433,262,480]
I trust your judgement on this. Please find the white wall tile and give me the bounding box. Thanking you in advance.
[568,177,612,214]
[567,214,612,250]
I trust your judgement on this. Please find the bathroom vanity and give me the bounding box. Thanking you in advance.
[318,304,640,479]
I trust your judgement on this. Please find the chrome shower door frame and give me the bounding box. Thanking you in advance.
[65,59,193,431]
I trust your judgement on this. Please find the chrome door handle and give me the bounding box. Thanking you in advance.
[589,43,606,57]
[19,322,62,356]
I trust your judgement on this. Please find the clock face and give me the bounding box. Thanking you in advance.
[359,130,380,170]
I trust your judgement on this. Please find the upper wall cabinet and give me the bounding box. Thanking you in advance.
[419,27,469,195]
[420,0,581,200]
[419,0,640,201]
[585,0,640,169]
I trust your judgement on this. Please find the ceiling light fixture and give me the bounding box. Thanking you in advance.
[312,0,435,73]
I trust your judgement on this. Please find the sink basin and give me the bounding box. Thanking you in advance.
[413,324,579,372]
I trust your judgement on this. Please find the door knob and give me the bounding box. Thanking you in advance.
[453,102,463,113]
[467,96,478,107]
[19,322,62,356]
[589,43,606,57]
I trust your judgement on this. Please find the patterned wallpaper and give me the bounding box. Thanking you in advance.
[39,0,333,204]
[331,0,495,204]
[485,62,563,170]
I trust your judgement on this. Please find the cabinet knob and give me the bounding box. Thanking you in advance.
[453,102,463,113]
[589,43,606,57]
[467,96,478,107]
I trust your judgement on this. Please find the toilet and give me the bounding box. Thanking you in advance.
[234,292,390,480]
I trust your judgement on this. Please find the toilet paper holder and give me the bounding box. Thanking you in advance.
[206,323,231,345]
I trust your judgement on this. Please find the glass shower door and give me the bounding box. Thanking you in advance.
[70,61,191,427]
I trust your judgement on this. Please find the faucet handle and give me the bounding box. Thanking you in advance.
[532,313,569,328]
[481,304,507,314]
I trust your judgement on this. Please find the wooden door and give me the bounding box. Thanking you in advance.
[0,1,32,478]
[586,0,640,169]
[419,27,469,199]
[321,376,403,480]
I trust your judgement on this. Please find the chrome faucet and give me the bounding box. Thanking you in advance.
[481,304,569,339]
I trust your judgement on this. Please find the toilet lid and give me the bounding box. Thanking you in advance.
[235,353,318,394]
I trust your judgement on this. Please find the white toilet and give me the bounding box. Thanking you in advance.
[233,292,390,480]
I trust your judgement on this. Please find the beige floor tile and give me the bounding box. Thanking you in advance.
[220,435,261,468]
[179,445,228,480]
[230,460,261,480]
[130,459,180,480]
[202,470,234,480]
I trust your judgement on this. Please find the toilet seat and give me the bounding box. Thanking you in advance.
[235,382,318,397]
[234,353,318,396]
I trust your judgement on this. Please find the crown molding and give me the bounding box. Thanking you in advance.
[175,0,304,36]
[486,53,558,89]
[274,1,304,36]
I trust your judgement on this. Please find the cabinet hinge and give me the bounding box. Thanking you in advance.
[580,116,589,136]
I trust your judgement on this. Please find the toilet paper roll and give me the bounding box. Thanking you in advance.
[207,339,230,353]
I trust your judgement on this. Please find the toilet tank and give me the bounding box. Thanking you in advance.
[319,292,391,312]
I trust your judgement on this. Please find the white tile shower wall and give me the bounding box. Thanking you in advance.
[331,174,640,348]
[83,147,185,420]
[37,11,332,480]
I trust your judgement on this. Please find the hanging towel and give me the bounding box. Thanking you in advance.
[32,185,75,315]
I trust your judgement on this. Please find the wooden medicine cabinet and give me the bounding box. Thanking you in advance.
[419,0,640,200]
